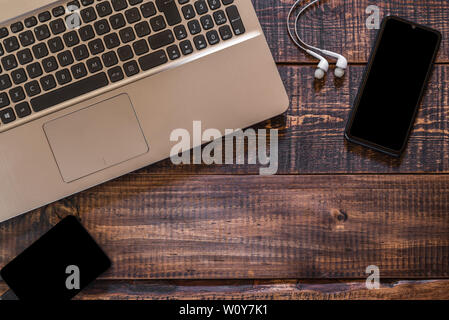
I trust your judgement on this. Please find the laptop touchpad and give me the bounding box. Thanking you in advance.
[43,94,149,183]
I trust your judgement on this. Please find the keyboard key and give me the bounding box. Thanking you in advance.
[88,39,105,55]
[38,11,51,23]
[9,87,26,103]
[182,5,195,20]
[148,29,174,50]
[32,43,49,59]
[110,13,126,29]
[125,7,141,23]
[15,102,32,118]
[71,62,88,79]
[119,27,135,43]
[104,33,120,49]
[94,19,111,35]
[206,29,219,45]
[24,80,41,97]
[0,43,3,56]
[200,14,214,30]
[0,27,8,39]
[11,68,28,84]
[222,0,233,4]
[34,25,51,41]
[63,31,80,48]
[179,39,193,55]
[81,7,97,23]
[112,0,128,11]
[138,50,167,70]
[156,0,181,26]
[107,66,124,82]
[117,45,133,61]
[0,108,15,124]
[102,51,118,67]
[150,16,166,32]
[166,44,180,60]
[11,22,24,33]
[173,25,187,40]
[52,6,65,17]
[0,92,10,108]
[193,34,207,50]
[24,17,38,28]
[17,48,33,65]
[178,0,189,4]
[42,56,58,73]
[31,72,109,112]
[0,74,12,90]
[40,74,57,91]
[218,24,232,40]
[81,0,94,6]
[208,0,221,10]
[130,0,143,5]
[187,19,201,35]
[96,1,113,17]
[194,0,208,15]
[55,69,72,85]
[67,0,81,9]
[19,30,35,47]
[49,18,66,35]
[2,54,18,70]
[132,39,149,55]
[26,62,43,79]
[58,50,74,67]
[213,10,226,25]
[3,36,19,52]
[123,60,139,76]
[48,37,64,53]
[79,25,95,41]
[134,21,150,37]
[226,5,245,35]
[140,2,156,18]
[86,57,103,73]
[73,44,89,60]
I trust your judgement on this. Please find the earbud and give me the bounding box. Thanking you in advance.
[314,56,329,80]
[322,50,347,78]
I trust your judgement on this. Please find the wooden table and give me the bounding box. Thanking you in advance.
[1,0,449,300]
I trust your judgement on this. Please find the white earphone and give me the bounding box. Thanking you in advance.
[287,0,348,80]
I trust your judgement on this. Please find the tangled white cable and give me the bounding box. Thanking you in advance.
[287,0,348,79]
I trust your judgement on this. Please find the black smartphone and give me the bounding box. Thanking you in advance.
[0,215,111,300]
[345,16,441,157]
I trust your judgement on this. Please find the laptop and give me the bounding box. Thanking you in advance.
[0,0,288,222]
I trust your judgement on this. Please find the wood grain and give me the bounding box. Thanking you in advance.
[132,64,449,175]
[1,174,448,279]
[72,279,449,300]
[255,0,449,63]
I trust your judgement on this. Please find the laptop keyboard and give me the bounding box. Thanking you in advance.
[0,0,246,128]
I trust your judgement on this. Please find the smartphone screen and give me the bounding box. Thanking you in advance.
[345,16,441,156]
[0,216,110,300]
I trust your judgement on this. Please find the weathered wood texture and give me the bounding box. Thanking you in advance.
[1,175,448,279]
[70,279,449,300]
[258,0,449,63]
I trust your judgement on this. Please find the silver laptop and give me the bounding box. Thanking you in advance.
[0,0,288,222]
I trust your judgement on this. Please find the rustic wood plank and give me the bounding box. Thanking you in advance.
[255,0,449,63]
[133,64,449,174]
[72,279,449,300]
[1,174,448,279]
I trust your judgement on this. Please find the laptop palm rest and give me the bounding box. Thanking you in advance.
[43,94,149,183]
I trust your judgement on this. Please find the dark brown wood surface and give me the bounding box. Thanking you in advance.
[1,0,449,299]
